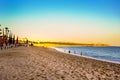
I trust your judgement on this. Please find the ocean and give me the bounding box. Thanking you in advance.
[54,46,120,64]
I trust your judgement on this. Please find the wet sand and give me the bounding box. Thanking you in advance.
[0,46,120,80]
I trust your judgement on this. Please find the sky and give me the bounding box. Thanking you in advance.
[0,0,120,46]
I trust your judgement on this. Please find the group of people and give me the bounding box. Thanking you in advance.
[64,50,83,56]
[0,36,19,50]
[0,27,20,50]
[0,27,32,50]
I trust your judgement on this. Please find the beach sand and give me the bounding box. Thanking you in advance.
[0,46,120,80]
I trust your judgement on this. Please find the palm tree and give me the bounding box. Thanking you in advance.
[5,27,8,37]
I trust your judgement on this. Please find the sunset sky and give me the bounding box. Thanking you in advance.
[0,0,120,46]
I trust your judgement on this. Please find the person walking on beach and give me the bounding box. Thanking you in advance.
[68,50,71,53]
[81,52,82,56]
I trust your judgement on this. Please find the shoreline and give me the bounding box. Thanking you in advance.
[0,46,120,80]
[52,47,120,65]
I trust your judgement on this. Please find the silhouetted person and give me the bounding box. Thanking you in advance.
[81,52,82,56]
[68,50,71,53]
[31,43,33,46]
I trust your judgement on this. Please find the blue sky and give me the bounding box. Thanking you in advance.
[0,0,120,19]
[0,0,120,45]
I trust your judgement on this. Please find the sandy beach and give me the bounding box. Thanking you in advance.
[0,46,120,80]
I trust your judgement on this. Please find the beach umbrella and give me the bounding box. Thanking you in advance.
[5,27,8,37]
[9,30,13,44]
[2,36,5,44]
[2,29,5,44]
[9,37,12,45]
[13,35,15,44]
[16,36,18,44]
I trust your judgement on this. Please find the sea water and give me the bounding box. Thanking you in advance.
[55,46,120,64]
